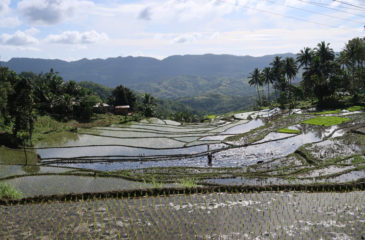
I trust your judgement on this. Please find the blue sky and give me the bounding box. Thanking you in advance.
[0,0,364,61]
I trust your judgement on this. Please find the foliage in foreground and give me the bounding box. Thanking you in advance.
[302,116,350,127]
[0,183,23,199]
[347,106,365,112]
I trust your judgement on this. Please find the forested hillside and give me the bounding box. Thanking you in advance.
[1,54,295,98]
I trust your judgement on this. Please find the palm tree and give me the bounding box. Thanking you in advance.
[283,57,298,109]
[339,38,365,93]
[316,41,335,64]
[284,57,298,87]
[248,68,263,105]
[297,47,313,68]
[261,67,273,103]
[270,56,285,97]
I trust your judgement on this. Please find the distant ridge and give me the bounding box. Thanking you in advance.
[1,53,295,100]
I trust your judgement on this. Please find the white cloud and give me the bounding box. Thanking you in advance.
[18,0,94,25]
[1,29,39,46]
[0,17,22,28]
[0,0,11,14]
[46,30,108,44]
[171,32,220,44]
[0,0,21,28]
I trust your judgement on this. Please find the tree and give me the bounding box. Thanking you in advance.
[74,95,100,122]
[297,47,313,68]
[270,56,285,97]
[0,67,16,127]
[248,68,263,105]
[299,41,340,107]
[339,37,365,94]
[283,57,298,101]
[141,93,156,117]
[8,77,34,145]
[261,67,273,103]
[110,85,137,110]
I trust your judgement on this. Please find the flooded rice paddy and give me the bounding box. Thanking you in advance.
[1,108,365,239]
[0,108,365,196]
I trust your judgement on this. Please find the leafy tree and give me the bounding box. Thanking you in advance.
[79,81,113,100]
[0,67,16,127]
[141,93,156,117]
[110,85,137,110]
[299,41,340,107]
[8,77,34,144]
[74,95,100,122]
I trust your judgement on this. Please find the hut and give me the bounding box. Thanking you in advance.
[114,105,130,115]
[93,103,111,113]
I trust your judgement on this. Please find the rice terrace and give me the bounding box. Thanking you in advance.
[1,1,365,238]
[1,106,365,239]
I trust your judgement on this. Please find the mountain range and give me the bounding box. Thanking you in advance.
[1,53,296,113]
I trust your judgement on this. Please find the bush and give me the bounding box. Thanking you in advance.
[0,183,23,199]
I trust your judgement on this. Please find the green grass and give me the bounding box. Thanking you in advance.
[0,183,23,199]
[302,116,350,127]
[347,106,365,112]
[277,128,301,134]
[204,114,216,120]
[352,155,365,164]
[179,178,197,188]
[312,109,341,115]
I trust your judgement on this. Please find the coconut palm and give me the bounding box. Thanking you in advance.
[261,67,273,103]
[270,56,285,96]
[297,47,313,68]
[339,37,365,92]
[283,57,298,89]
[248,68,263,104]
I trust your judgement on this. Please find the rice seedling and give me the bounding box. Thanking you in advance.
[179,178,197,188]
[277,128,301,134]
[0,183,23,199]
[302,116,350,126]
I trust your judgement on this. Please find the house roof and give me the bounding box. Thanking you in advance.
[115,105,130,109]
[94,103,110,107]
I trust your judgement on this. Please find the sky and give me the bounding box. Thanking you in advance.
[0,0,364,61]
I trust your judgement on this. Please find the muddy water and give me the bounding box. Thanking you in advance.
[0,146,39,165]
[0,175,154,197]
[38,143,227,160]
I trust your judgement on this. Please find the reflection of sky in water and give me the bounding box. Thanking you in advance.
[40,121,347,171]
[38,144,226,159]
[222,119,264,134]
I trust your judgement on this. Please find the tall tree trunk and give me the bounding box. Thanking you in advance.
[256,85,261,105]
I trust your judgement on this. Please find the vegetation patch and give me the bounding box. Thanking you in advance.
[179,178,197,188]
[277,128,301,134]
[204,114,216,120]
[347,106,365,112]
[302,116,350,127]
[312,109,341,115]
[352,155,365,164]
[0,183,23,199]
